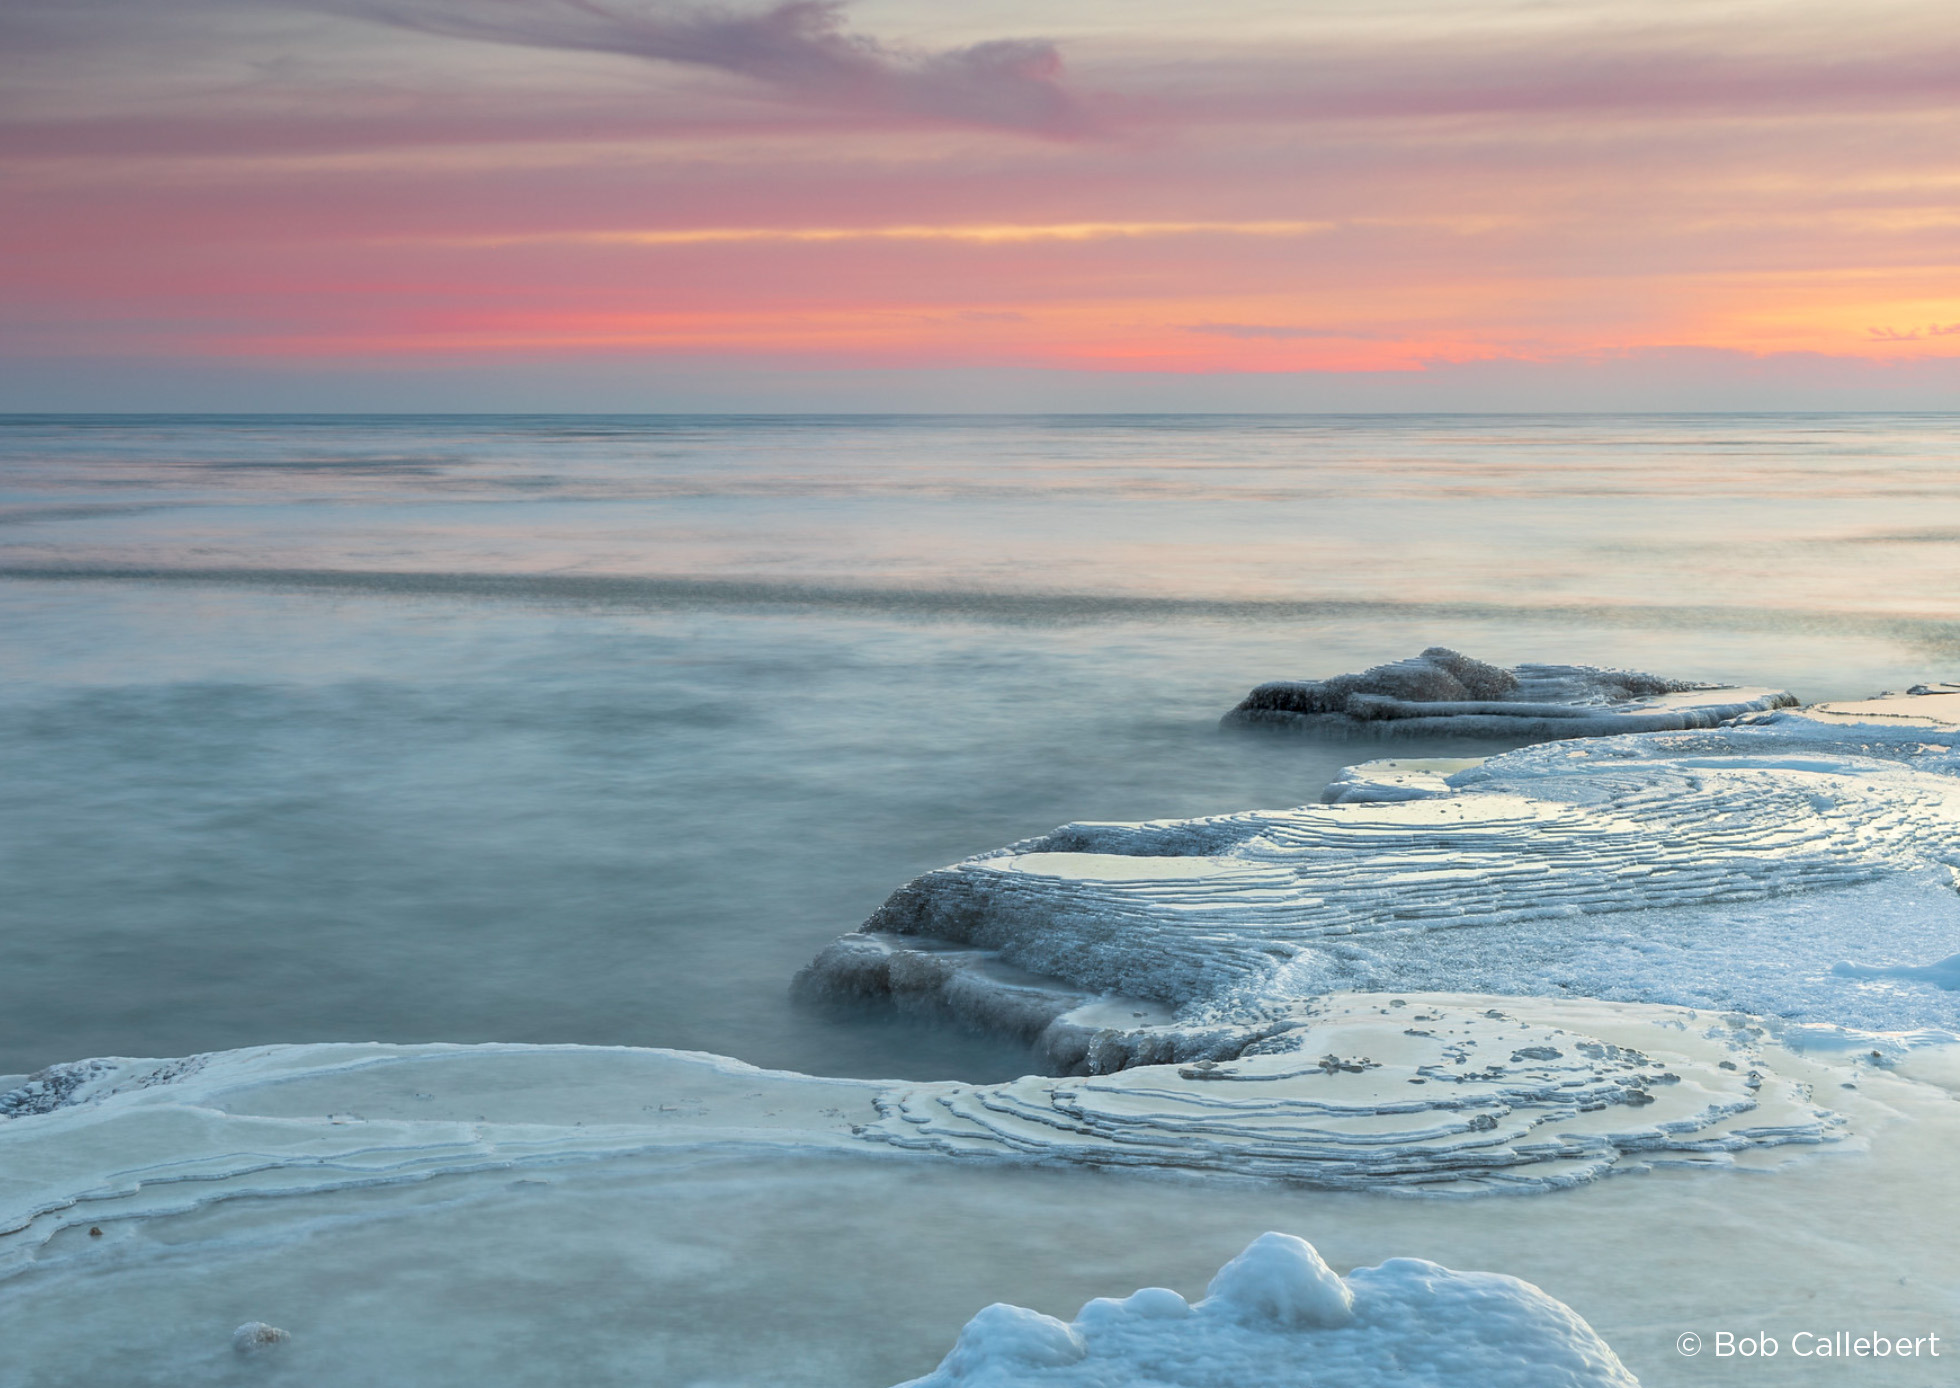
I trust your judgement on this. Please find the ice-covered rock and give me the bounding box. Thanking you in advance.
[232,1321,290,1353]
[803,701,1960,1057]
[794,932,1229,1073]
[1224,647,1794,739]
[896,1231,1638,1387]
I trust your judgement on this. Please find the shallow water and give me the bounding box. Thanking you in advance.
[2,414,1957,1079]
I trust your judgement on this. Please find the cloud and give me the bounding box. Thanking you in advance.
[308,0,1091,136]
[1868,323,1960,341]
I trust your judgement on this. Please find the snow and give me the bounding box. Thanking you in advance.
[1833,950,1960,990]
[1204,1233,1353,1329]
[898,1232,1635,1388]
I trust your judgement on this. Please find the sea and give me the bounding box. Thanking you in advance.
[3,412,1957,1082]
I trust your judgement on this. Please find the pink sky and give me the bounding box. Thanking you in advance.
[5,0,1960,409]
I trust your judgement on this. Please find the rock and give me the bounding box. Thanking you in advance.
[1224,646,1794,739]
[231,1322,290,1354]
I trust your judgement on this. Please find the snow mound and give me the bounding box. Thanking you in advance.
[896,1231,1638,1387]
[1224,647,1792,739]
[1206,1232,1353,1328]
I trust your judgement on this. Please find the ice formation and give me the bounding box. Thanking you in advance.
[0,1043,889,1278]
[897,1231,1637,1388]
[0,990,1850,1275]
[867,993,1842,1191]
[1832,950,1960,990]
[802,701,1960,1064]
[232,1321,290,1354]
[4,692,1958,1383]
[1223,647,1794,738]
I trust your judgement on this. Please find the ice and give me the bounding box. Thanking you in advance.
[1321,757,1488,804]
[7,691,1960,1382]
[1204,1233,1353,1328]
[899,1231,1634,1387]
[1224,648,1795,739]
[865,993,1843,1191]
[231,1321,290,1354]
[801,700,1960,1057]
[1,1033,1956,1385]
[1833,951,1960,990]
[0,997,1842,1269]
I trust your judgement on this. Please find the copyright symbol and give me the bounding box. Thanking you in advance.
[1678,1332,1702,1357]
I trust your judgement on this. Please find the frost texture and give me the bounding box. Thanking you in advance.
[897,1231,1638,1387]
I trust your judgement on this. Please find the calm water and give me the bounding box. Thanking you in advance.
[2,414,1957,1079]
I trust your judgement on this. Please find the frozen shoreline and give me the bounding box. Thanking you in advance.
[8,688,1960,1384]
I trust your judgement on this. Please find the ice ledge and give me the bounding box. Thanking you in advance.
[802,701,1960,1047]
[864,992,1847,1194]
[0,992,1860,1274]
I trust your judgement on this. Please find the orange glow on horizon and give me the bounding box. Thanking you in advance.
[8,0,1960,397]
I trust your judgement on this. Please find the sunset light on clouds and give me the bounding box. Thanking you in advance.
[7,0,1960,408]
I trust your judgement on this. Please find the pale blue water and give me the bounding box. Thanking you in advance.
[2,414,1957,1078]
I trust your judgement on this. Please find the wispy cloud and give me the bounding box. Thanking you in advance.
[308,0,1091,136]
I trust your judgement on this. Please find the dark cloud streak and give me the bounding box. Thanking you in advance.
[307,0,1093,136]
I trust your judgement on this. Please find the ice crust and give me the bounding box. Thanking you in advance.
[802,703,1960,1062]
[1223,648,1795,739]
[898,1231,1636,1388]
[0,1043,889,1279]
[865,993,1843,1191]
[0,990,1850,1274]
[8,692,1960,1386]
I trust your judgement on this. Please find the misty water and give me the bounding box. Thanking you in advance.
[2,413,1957,1080]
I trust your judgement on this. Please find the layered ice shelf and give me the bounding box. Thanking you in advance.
[1223,647,1795,739]
[0,991,1843,1264]
[801,696,1960,1061]
[867,993,1844,1192]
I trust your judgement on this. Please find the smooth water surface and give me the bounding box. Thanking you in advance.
[2,414,1957,1077]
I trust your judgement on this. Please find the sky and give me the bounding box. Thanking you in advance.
[4,0,1960,411]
